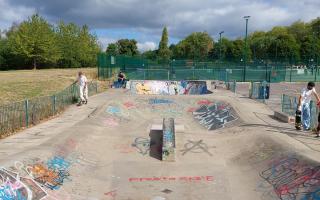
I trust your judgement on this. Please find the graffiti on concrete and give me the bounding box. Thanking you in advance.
[132,137,151,156]
[123,102,135,109]
[259,156,320,200]
[193,103,237,130]
[0,167,47,200]
[129,176,214,182]
[104,117,119,127]
[106,106,121,115]
[180,140,213,156]
[104,189,117,200]
[149,98,174,105]
[130,80,208,95]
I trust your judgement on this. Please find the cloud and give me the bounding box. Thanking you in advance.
[0,0,34,30]
[1,0,320,43]
[137,42,157,52]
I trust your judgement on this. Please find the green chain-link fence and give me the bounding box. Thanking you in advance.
[98,53,320,82]
[0,81,98,137]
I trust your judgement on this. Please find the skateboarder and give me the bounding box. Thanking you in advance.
[77,71,88,106]
[297,82,320,131]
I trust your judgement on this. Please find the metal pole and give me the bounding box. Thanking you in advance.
[219,31,224,61]
[52,95,56,115]
[25,100,29,127]
[243,16,250,82]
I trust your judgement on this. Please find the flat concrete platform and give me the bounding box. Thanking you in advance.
[0,88,320,200]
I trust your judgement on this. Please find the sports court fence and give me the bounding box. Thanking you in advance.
[281,94,318,129]
[98,54,320,83]
[0,82,99,137]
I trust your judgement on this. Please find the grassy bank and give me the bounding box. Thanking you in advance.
[0,68,98,105]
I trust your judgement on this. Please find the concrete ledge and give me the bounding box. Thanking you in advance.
[162,118,175,162]
[150,124,184,133]
[274,111,295,123]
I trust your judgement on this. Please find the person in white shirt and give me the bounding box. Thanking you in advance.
[297,82,320,130]
[77,71,88,106]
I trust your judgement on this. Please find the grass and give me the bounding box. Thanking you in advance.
[0,68,100,105]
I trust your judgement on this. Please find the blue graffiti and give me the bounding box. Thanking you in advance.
[149,99,174,105]
[301,189,320,200]
[106,106,121,115]
[47,156,71,171]
[163,130,173,142]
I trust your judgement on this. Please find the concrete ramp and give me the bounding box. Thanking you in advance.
[129,80,208,95]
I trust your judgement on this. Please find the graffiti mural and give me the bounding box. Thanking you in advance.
[259,156,320,200]
[0,167,47,200]
[130,80,208,95]
[193,103,237,130]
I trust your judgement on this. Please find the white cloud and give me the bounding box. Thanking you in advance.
[0,0,34,30]
[1,0,320,41]
[98,36,117,50]
[137,41,157,52]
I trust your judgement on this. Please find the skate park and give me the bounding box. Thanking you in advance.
[1,78,320,200]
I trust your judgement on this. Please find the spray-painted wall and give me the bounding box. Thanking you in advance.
[129,80,208,95]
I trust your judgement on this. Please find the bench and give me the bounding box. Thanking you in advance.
[274,111,295,123]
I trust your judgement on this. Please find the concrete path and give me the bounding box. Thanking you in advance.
[1,88,320,200]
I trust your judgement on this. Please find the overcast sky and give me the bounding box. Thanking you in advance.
[1,0,319,51]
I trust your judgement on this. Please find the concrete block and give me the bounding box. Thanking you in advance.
[162,118,175,162]
[274,111,295,123]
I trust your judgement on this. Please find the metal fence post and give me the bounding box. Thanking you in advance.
[25,100,29,127]
[290,66,292,82]
[52,95,56,115]
[281,94,284,113]
[233,80,236,94]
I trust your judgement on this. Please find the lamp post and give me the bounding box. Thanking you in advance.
[219,31,224,61]
[243,16,250,82]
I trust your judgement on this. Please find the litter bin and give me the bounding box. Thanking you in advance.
[258,84,270,99]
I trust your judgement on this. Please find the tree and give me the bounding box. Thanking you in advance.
[209,38,230,60]
[106,43,118,56]
[78,25,100,67]
[8,14,60,69]
[267,27,300,63]
[56,22,81,67]
[117,39,139,56]
[174,32,214,60]
[142,50,157,60]
[158,27,171,62]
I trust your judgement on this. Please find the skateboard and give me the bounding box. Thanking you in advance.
[295,110,302,130]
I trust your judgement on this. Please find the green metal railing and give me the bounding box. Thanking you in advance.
[98,54,320,82]
[0,82,98,137]
[226,80,237,93]
[281,94,318,129]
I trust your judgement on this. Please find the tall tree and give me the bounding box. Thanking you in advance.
[78,25,100,67]
[117,39,139,56]
[106,43,119,56]
[158,27,171,62]
[56,22,81,67]
[8,14,60,69]
[174,32,214,60]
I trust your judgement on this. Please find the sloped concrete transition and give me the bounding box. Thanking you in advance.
[0,86,320,200]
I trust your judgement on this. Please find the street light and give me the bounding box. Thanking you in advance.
[243,16,250,82]
[219,31,224,61]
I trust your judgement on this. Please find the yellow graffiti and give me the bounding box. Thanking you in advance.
[135,83,152,95]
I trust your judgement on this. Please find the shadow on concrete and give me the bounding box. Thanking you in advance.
[149,130,162,160]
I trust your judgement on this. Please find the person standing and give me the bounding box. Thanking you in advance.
[77,71,88,106]
[297,82,320,131]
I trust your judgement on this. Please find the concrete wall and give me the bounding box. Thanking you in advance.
[129,80,208,95]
